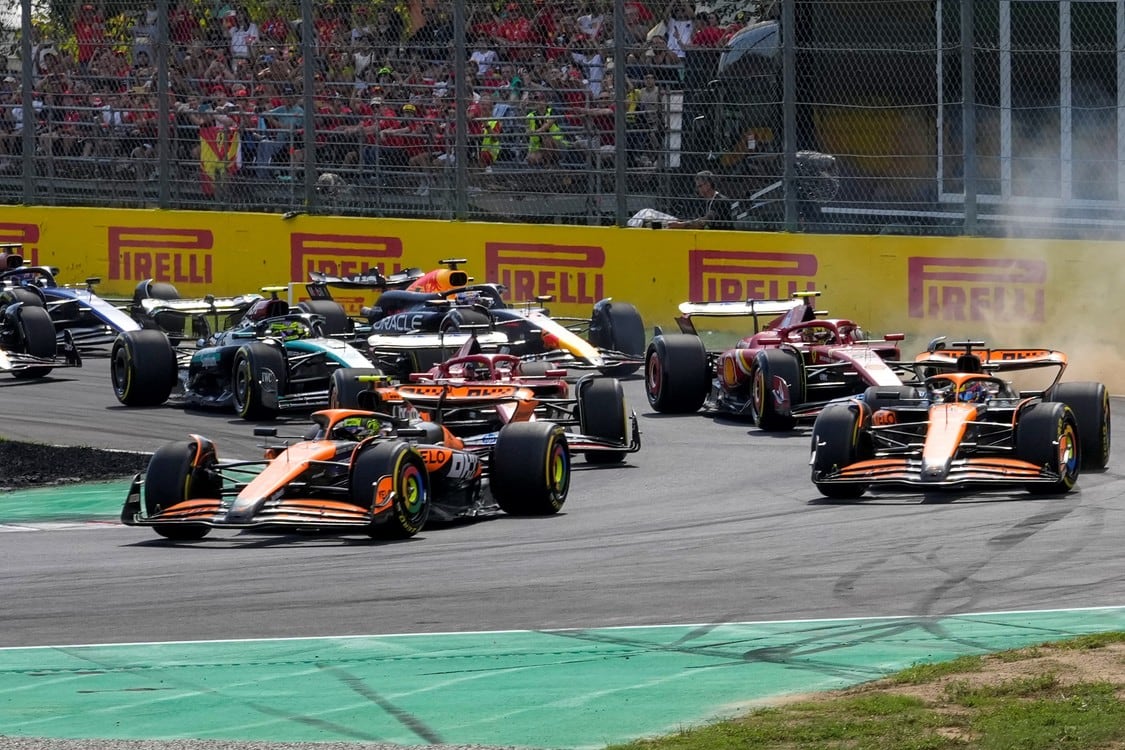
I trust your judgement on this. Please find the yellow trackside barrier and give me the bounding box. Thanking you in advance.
[2,206,1121,388]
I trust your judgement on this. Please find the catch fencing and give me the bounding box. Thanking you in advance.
[2,0,1124,238]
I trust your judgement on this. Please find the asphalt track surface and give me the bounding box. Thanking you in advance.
[3,359,1125,747]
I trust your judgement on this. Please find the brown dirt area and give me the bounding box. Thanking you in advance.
[772,641,1125,713]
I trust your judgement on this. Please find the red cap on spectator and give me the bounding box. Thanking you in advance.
[271,97,283,107]
[211,85,226,94]
[234,88,248,97]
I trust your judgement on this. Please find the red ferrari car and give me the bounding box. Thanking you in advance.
[645,292,910,430]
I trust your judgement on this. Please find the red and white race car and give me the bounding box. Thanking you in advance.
[644,292,911,430]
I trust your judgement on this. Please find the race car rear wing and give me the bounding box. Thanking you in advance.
[913,340,1068,390]
[674,294,823,335]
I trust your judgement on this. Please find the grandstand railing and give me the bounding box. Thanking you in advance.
[3,0,1125,238]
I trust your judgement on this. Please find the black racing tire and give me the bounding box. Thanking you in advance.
[299,299,350,336]
[143,440,219,540]
[11,305,57,379]
[110,330,177,406]
[490,422,570,515]
[518,360,553,378]
[577,377,628,464]
[862,385,919,411]
[810,403,870,499]
[751,348,805,431]
[1047,381,1110,470]
[589,300,645,376]
[328,367,383,409]
[351,441,430,539]
[644,334,709,413]
[133,280,181,301]
[5,287,45,307]
[232,342,288,421]
[1016,401,1081,495]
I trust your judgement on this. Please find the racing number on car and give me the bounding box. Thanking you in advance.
[872,410,896,426]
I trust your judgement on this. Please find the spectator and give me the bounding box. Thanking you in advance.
[570,87,616,162]
[169,0,201,50]
[469,40,500,77]
[254,83,303,178]
[644,34,681,84]
[74,3,107,74]
[569,36,605,96]
[525,91,564,167]
[659,0,694,59]
[408,6,453,62]
[628,71,663,165]
[576,1,607,41]
[619,3,651,59]
[690,11,724,48]
[130,3,158,64]
[668,170,734,229]
[227,7,260,64]
[257,3,291,46]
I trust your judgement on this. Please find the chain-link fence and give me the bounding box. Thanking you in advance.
[1,0,1123,237]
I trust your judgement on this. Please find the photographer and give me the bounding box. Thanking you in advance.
[668,171,733,230]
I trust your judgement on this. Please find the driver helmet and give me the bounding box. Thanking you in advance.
[462,360,491,381]
[959,380,989,403]
[266,319,307,341]
[332,415,382,441]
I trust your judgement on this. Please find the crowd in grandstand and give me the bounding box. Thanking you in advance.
[0,0,760,196]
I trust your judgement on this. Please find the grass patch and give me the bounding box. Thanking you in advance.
[890,654,985,685]
[605,637,1125,750]
[1052,632,1125,650]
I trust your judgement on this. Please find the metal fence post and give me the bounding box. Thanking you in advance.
[962,0,977,235]
[781,0,797,231]
[453,0,468,220]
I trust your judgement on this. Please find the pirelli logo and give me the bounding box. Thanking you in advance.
[107,227,214,283]
[688,249,817,302]
[0,222,40,265]
[290,233,404,281]
[485,242,605,303]
[908,257,1046,323]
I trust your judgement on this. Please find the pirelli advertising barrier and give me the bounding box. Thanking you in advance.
[2,206,1119,382]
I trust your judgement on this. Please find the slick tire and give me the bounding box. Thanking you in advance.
[11,305,57,379]
[232,342,288,421]
[810,403,870,499]
[143,440,218,540]
[299,300,350,336]
[491,422,570,515]
[645,334,709,413]
[110,330,177,405]
[577,377,628,464]
[352,441,430,539]
[1017,402,1081,495]
[751,348,804,431]
[5,287,45,307]
[329,367,383,410]
[1047,381,1110,470]
[589,300,645,377]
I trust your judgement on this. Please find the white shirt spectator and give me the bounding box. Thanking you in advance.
[666,17,693,58]
[571,50,604,96]
[229,23,259,60]
[470,48,499,76]
[577,12,605,40]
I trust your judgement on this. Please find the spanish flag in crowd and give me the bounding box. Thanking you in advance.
[199,125,241,197]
